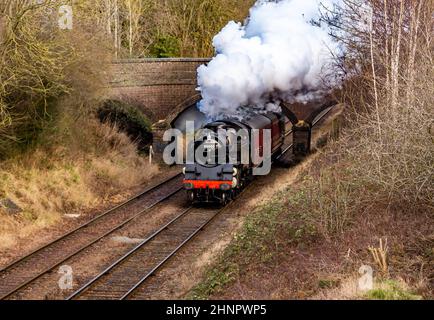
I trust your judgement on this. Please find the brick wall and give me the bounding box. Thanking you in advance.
[108,58,210,122]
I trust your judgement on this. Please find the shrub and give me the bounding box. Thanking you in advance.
[333,0,434,210]
[97,100,153,151]
[0,3,71,157]
[0,1,110,158]
[150,35,180,58]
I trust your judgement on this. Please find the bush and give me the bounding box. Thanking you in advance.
[150,35,180,58]
[0,1,110,159]
[97,100,153,151]
[333,0,434,209]
[0,3,71,157]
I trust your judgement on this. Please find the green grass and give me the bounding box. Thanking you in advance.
[365,280,422,300]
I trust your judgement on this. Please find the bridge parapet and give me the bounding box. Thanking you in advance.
[108,58,210,122]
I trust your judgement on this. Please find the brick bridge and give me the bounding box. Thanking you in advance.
[108,58,336,153]
[108,58,210,124]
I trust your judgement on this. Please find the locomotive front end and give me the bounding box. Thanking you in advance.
[183,163,238,204]
[182,123,242,204]
[182,111,286,204]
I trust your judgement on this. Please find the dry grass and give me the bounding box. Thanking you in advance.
[0,119,159,251]
[312,276,363,300]
[190,1,433,300]
[0,2,160,253]
[313,276,421,300]
[0,1,156,251]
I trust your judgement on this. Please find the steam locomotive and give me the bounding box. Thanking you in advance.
[183,112,287,203]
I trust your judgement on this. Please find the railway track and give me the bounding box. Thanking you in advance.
[0,173,183,300]
[65,105,336,300]
[67,143,301,300]
[1,104,337,300]
[67,204,221,300]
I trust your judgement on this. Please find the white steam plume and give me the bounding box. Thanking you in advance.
[197,0,345,120]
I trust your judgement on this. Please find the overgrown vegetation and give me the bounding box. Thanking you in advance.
[0,0,254,252]
[98,100,153,151]
[70,0,255,58]
[0,1,160,251]
[0,0,109,157]
[191,0,433,299]
[0,0,254,156]
[332,0,434,212]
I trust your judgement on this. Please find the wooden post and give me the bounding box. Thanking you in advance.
[149,146,154,165]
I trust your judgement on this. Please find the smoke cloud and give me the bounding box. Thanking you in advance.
[197,0,345,120]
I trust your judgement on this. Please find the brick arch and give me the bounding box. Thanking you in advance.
[163,96,311,129]
[165,93,202,126]
[108,58,210,123]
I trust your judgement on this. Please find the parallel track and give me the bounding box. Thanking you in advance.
[67,104,336,300]
[0,173,183,300]
[67,191,246,300]
[68,141,300,300]
[2,104,336,300]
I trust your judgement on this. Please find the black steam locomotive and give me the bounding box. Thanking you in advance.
[183,112,287,203]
